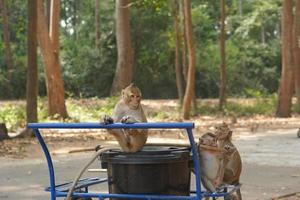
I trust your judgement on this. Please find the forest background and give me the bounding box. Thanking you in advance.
[0,0,300,134]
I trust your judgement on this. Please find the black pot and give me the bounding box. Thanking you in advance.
[100,145,191,199]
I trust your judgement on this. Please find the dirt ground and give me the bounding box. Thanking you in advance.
[0,128,300,200]
[1,99,300,199]
[273,192,300,200]
[2,111,300,159]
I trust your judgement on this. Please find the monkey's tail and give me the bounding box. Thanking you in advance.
[65,147,113,200]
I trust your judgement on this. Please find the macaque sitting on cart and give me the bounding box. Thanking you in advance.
[101,83,148,153]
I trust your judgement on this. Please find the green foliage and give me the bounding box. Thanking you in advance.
[0,0,27,99]
[0,0,284,100]
[0,97,119,132]
[0,103,26,131]
[224,100,275,117]
[66,96,118,122]
[198,95,278,117]
[0,95,284,132]
[131,1,177,98]
[60,0,116,98]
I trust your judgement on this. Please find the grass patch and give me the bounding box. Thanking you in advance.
[198,96,277,117]
[0,103,26,131]
[0,95,296,132]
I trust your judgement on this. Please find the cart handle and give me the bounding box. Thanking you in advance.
[28,122,194,129]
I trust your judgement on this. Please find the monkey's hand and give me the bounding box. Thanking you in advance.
[120,116,137,124]
[101,115,114,125]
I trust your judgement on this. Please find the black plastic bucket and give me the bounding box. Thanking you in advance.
[100,145,191,198]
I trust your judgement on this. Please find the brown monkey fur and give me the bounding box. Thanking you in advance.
[198,132,233,200]
[101,83,148,153]
[215,122,242,200]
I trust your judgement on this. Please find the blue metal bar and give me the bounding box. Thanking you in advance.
[28,122,194,129]
[186,128,202,199]
[56,188,239,199]
[32,129,56,200]
[55,191,198,200]
[45,177,107,192]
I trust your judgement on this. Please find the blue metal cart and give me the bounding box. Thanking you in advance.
[28,122,240,200]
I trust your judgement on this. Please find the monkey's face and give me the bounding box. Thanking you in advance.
[122,84,142,110]
[199,133,217,147]
[128,91,141,109]
[215,122,232,140]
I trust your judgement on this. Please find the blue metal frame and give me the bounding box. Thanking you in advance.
[28,122,238,200]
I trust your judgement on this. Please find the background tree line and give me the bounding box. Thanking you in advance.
[0,0,300,124]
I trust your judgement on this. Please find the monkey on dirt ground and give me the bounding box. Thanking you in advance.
[214,122,243,200]
[101,83,148,153]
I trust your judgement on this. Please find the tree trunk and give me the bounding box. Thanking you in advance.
[276,0,294,117]
[37,0,68,118]
[110,0,134,95]
[219,0,227,111]
[172,0,185,105]
[0,0,13,93]
[293,0,300,113]
[95,0,101,48]
[182,0,196,120]
[23,0,38,138]
[180,0,197,113]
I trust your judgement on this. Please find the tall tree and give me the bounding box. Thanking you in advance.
[110,0,134,95]
[276,0,294,117]
[37,0,68,118]
[182,0,196,119]
[172,0,185,105]
[19,0,38,138]
[0,0,13,91]
[95,0,101,48]
[180,0,197,113]
[219,0,227,110]
[293,0,300,113]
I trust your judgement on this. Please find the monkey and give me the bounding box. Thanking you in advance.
[101,83,148,153]
[214,122,243,200]
[197,132,230,199]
